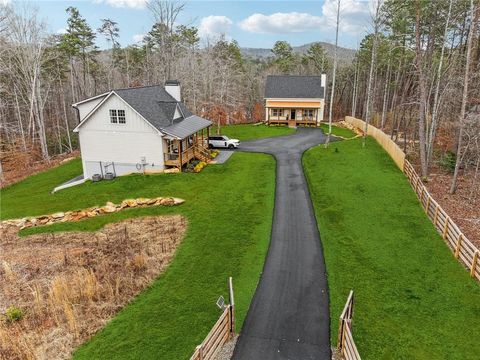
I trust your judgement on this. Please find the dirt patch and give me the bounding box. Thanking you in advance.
[0,215,187,360]
[425,167,480,248]
[1,151,80,189]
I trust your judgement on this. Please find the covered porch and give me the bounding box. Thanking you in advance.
[267,107,319,126]
[162,115,212,171]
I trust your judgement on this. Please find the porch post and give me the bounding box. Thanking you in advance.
[178,139,182,171]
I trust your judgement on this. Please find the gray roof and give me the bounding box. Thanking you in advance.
[265,75,324,99]
[113,85,210,138]
[162,115,212,139]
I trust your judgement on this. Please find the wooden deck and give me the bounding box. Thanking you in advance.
[164,144,210,169]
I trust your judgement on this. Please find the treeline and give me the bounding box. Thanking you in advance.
[333,0,480,194]
[0,1,324,170]
[1,0,479,196]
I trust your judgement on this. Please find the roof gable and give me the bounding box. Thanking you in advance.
[265,75,324,99]
[73,85,204,136]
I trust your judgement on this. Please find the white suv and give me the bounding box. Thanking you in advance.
[208,135,240,149]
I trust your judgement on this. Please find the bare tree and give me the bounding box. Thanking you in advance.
[147,0,185,80]
[363,0,383,147]
[326,0,340,147]
[450,0,479,193]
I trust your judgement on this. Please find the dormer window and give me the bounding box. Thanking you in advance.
[110,109,126,124]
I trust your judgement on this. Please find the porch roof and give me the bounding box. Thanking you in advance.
[162,115,211,139]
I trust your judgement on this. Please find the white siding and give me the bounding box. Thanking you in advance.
[78,94,165,178]
[77,96,106,120]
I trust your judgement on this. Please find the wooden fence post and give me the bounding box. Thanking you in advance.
[197,345,203,360]
[443,217,450,239]
[455,234,463,259]
[425,193,430,214]
[471,251,479,277]
[228,277,235,338]
[337,318,345,352]
[433,204,439,227]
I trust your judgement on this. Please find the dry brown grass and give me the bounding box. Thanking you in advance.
[0,215,187,360]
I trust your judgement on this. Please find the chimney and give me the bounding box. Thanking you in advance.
[165,80,181,101]
[321,74,326,88]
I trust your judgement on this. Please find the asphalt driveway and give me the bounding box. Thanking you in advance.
[232,128,332,360]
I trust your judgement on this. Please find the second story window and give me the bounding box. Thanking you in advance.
[110,109,126,124]
[118,110,126,124]
[110,109,118,123]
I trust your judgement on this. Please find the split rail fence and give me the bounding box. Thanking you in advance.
[344,116,480,282]
[190,277,235,360]
[337,290,361,360]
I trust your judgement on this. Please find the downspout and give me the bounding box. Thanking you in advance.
[72,105,81,125]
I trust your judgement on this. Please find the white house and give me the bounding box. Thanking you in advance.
[72,81,212,179]
[264,75,326,128]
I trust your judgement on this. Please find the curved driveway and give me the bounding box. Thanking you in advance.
[232,128,332,360]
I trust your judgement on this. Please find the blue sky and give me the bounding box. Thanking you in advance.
[7,0,373,49]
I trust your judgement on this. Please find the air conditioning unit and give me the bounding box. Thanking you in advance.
[92,174,102,182]
[104,172,115,180]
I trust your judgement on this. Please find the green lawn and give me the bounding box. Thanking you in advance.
[1,153,276,360]
[320,123,356,138]
[303,137,480,360]
[217,123,295,141]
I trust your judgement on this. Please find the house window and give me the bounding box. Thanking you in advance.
[110,109,126,124]
[110,109,118,123]
[118,110,126,124]
[272,108,281,117]
[303,109,315,118]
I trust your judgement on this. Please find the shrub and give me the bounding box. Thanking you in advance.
[440,151,456,173]
[186,160,200,173]
[209,150,220,159]
[5,305,23,322]
[194,161,207,173]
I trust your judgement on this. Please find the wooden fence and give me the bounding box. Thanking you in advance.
[190,278,235,360]
[337,290,361,360]
[344,116,480,282]
[404,161,480,281]
[345,116,405,170]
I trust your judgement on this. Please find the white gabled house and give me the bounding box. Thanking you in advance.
[72,81,212,179]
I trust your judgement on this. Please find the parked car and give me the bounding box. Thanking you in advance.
[208,135,240,149]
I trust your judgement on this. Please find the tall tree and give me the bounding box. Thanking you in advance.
[272,40,296,74]
[59,7,97,100]
[98,18,120,89]
[326,0,341,146]
[450,0,480,193]
[363,0,383,147]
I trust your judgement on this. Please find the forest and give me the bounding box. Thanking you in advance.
[0,0,479,200]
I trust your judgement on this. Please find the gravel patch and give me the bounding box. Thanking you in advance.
[214,334,238,360]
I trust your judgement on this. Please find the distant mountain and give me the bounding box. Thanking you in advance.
[240,42,356,65]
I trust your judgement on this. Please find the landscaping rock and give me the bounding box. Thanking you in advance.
[51,212,65,219]
[1,196,185,230]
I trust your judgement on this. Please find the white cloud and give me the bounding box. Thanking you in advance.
[132,33,145,43]
[94,0,147,9]
[198,15,233,38]
[238,1,371,36]
[239,12,324,34]
[56,28,67,35]
[321,0,371,34]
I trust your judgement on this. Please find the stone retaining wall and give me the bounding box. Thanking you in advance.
[1,197,185,230]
